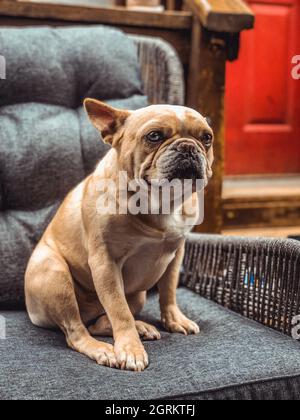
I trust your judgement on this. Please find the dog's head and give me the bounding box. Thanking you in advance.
[84,100,214,186]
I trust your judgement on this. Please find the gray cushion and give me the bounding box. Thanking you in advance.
[0,289,299,400]
[0,26,146,108]
[0,26,148,307]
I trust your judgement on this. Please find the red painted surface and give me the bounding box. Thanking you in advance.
[225,0,300,175]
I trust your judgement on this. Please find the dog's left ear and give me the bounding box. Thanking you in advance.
[84,98,130,145]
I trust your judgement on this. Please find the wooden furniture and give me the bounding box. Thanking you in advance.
[126,0,163,9]
[0,0,254,233]
[223,176,300,231]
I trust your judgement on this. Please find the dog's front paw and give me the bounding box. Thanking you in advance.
[135,321,161,341]
[114,335,149,372]
[162,305,200,336]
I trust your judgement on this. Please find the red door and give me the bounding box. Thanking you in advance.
[225,0,300,175]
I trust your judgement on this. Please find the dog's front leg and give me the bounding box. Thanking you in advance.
[88,248,149,372]
[158,241,200,335]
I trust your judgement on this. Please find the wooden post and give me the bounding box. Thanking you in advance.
[166,0,183,11]
[166,0,175,10]
[185,0,254,233]
[186,0,254,33]
[187,21,226,233]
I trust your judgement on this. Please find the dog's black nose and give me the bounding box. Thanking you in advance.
[168,142,207,181]
[172,142,199,159]
[174,142,200,161]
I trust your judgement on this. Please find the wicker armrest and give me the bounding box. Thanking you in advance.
[130,35,185,106]
[182,234,300,337]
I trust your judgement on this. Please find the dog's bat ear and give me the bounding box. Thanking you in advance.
[206,146,214,179]
[205,117,212,127]
[84,98,130,145]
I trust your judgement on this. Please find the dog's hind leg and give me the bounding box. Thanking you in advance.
[89,291,161,341]
[25,246,118,368]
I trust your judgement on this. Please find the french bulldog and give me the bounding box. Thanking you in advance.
[25,100,214,372]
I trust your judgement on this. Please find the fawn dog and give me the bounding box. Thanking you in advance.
[25,100,214,372]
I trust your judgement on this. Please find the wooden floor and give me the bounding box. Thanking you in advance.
[222,175,300,238]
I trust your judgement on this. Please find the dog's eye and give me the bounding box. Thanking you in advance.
[146,131,165,143]
[201,132,213,147]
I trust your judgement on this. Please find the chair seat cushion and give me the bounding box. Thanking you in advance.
[0,288,299,400]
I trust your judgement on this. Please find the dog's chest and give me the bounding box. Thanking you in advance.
[122,241,178,294]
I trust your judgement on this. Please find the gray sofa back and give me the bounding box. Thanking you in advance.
[0,26,148,307]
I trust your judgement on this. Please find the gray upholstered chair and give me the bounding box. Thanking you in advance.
[0,26,299,400]
[0,27,184,308]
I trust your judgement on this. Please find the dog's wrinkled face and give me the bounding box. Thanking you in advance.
[84,100,214,186]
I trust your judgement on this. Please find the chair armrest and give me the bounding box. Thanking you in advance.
[130,35,185,106]
[185,0,255,32]
[182,234,300,337]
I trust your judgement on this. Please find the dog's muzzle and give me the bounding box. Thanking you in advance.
[157,141,207,182]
